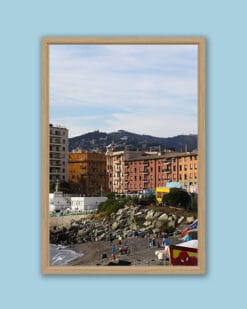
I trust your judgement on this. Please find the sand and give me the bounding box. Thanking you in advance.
[67,235,180,266]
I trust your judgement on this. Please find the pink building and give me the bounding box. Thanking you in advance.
[123,154,173,193]
[106,149,198,194]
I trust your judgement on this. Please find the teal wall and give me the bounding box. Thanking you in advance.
[0,0,246,308]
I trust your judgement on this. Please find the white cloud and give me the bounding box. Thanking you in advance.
[49,44,198,138]
[105,112,197,138]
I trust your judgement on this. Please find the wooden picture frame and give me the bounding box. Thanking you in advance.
[42,37,206,274]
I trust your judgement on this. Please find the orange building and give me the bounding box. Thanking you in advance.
[68,151,108,196]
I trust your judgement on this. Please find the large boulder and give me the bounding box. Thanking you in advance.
[111,221,119,230]
[178,216,185,225]
[145,210,155,220]
[143,220,152,226]
[158,213,168,222]
[186,216,195,224]
[168,220,176,229]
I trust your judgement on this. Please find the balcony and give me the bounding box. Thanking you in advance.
[163,159,171,164]
[143,169,149,174]
[50,162,62,167]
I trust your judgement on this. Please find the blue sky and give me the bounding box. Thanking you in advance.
[50,44,198,138]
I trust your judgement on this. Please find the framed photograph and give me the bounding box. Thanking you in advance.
[42,37,206,274]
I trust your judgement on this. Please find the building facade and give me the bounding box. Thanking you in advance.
[49,124,68,182]
[106,150,125,193]
[68,151,108,196]
[171,152,198,192]
[106,150,198,194]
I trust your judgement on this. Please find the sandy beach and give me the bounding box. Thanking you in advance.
[67,235,180,266]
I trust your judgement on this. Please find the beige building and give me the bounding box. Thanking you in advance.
[172,151,198,192]
[106,150,125,193]
[49,124,68,182]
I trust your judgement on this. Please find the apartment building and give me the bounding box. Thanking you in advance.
[106,149,198,194]
[173,152,198,192]
[106,150,125,193]
[123,152,174,193]
[68,150,108,196]
[49,124,68,182]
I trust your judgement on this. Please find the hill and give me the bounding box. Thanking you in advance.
[68,130,197,152]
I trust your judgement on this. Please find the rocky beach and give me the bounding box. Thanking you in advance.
[49,205,197,266]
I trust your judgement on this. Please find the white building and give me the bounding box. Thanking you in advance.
[49,192,71,212]
[71,197,107,212]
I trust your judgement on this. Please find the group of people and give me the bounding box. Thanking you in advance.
[148,235,170,249]
[109,236,130,261]
[154,237,171,264]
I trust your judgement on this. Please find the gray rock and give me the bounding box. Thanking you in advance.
[111,221,119,230]
[186,216,194,224]
[178,216,184,224]
[158,213,168,222]
[145,210,155,220]
[143,220,152,226]
[168,220,176,229]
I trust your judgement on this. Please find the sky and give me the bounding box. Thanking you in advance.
[49,44,198,138]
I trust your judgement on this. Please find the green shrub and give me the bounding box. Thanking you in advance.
[163,188,191,210]
[98,194,126,215]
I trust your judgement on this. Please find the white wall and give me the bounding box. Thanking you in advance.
[71,197,107,212]
[49,192,71,212]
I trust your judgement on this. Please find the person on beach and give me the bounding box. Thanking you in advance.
[155,250,164,264]
[152,237,156,247]
[111,244,116,260]
[109,233,114,244]
[163,237,170,247]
